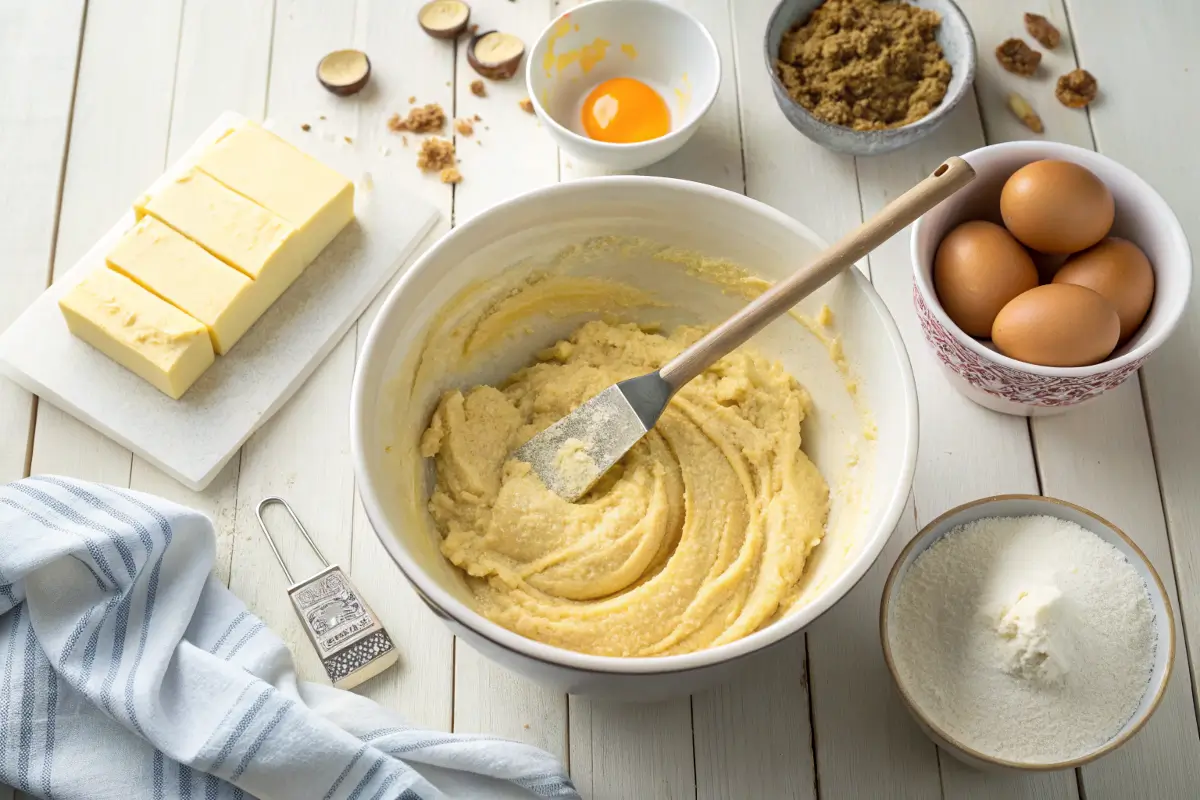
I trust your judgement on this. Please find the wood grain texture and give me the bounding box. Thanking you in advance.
[1065,0,1200,749]
[0,0,85,485]
[569,696,696,800]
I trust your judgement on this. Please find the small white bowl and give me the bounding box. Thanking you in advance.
[526,0,720,171]
[880,494,1175,772]
[911,141,1192,416]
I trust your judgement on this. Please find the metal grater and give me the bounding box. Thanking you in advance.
[255,497,398,689]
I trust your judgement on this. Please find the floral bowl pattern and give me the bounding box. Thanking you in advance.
[911,141,1191,416]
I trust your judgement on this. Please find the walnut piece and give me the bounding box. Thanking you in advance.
[454,117,474,136]
[519,97,534,114]
[417,137,456,172]
[470,79,487,97]
[440,167,463,184]
[1007,92,1044,133]
[1056,69,1098,108]
[995,38,1041,76]
[1024,13,1061,49]
[388,103,446,133]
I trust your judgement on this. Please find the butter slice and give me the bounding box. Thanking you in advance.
[194,121,354,266]
[107,217,266,355]
[136,170,309,318]
[59,268,214,399]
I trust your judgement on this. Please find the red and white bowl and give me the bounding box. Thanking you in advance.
[912,141,1191,416]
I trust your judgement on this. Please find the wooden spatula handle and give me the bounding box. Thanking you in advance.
[658,156,975,390]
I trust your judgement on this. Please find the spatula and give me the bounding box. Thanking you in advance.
[514,157,976,502]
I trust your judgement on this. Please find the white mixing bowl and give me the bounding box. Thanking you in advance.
[352,177,917,699]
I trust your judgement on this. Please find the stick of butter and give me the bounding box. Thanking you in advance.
[107,217,270,355]
[59,268,215,400]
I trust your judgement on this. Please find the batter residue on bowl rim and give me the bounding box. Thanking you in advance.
[420,318,830,657]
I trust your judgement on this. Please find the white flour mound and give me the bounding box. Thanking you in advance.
[889,515,1157,764]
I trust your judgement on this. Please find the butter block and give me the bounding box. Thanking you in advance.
[59,268,214,399]
[107,217,272,355]
[194,121,355,266]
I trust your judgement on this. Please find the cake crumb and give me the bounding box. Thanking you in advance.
[454,117,475,136]
[470,79,487,97]
[440,166,463,184]
[1056,69,1098,108]
[300,123,311,131]
[408,95,416,104]
[519,97,535,114]
[523,723,530,730]
[996,38,1041,76]
[389,103,446,133]
[419,137,456,172]
[319,115,327,120]
[343,135,353,144]
[1024,13,1061,49]
[474,113,482,121]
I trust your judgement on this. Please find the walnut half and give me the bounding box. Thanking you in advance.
[1024,13,1061,49]
[1056,69,1098,108]
[996,38,1041,77]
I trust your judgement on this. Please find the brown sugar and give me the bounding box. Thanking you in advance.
[996,38,1041,76]
[775,0,952,131]
[454,117,475,136]
[418,137,456,172]
[388,103,446,133]
[1056,69,1098,108]
[440,167,463,184]
[470,79,487,97]
[1024,13,1061,49]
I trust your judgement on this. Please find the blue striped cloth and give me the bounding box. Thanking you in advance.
[0,476,578,800]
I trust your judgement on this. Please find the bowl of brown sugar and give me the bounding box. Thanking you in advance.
[765,0,976,156]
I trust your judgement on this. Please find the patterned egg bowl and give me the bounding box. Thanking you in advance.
[911,141,1191,416]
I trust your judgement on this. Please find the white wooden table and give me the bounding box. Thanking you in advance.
[4,1,1199,797]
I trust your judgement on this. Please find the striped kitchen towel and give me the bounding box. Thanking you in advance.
[0,476,578,800]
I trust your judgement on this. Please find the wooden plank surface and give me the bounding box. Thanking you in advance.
[3,1,1200,798]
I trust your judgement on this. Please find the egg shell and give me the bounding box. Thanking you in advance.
[933,220,1039,337]
[1000,160,1115,254]
[992,283,1120,367]
[1053,237,1155,344]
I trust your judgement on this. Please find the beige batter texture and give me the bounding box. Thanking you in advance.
[420,319,830,657]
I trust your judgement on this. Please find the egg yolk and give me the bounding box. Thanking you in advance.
[581,77,670,144]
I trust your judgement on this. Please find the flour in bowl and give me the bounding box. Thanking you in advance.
[889,514,1157,764]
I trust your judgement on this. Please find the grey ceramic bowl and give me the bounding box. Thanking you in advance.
[764,0,977,156]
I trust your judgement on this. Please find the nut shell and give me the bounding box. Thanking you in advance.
[467,31,525,80]
[317,49,371,96]
[418,0,470,40]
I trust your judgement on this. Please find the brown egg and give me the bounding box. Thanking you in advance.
[992,284,1120,367]
[1053,237,1155,344]
[933,221,1039,337]
[1000,160,1115,254]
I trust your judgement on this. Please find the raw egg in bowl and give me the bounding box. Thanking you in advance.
[527,0,721,170]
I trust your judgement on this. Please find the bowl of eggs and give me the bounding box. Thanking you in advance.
[526,0,721,171]
[912,141,1191,415]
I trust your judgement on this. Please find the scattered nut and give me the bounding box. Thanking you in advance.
[1007,92,1044,133]
[300,123,311,131]
[440,167,463,184]
[418,0,470,39]
[995,38,1041,76]
[1056,69,1098,108]
[519,97,534,114]
[473,113,482,121]
[388,103,446,133]
[1024,13,1061,49]
[418,137,456,171]
[454,117,475,136]
[470,79,487,97]
[468,31,525,80]
[317,49,371,96]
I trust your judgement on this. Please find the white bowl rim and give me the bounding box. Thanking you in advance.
[911,140,1194,378]
[352,174,919,675]
[523,0,722,154]
[879,493,1176,770]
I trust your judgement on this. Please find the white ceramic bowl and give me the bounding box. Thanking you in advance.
[352,177,917,699]
[525,0,720,171]
[912,141,1192,416]
[881,494,1175,772]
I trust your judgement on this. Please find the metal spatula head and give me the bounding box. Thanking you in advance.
[511,371,672,502]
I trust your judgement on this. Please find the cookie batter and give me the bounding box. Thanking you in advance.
[420,320,830,656]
